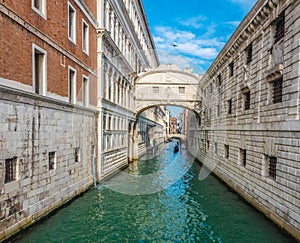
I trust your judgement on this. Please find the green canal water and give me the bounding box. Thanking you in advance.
[15,141,294,243]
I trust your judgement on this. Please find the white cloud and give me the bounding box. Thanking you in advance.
[225,21,241,28]
[179,15,207,29]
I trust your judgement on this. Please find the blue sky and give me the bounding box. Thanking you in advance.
[143,0,256,74]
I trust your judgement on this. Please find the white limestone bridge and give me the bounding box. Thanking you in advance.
[134,64,202,115]
[128,64,202,161]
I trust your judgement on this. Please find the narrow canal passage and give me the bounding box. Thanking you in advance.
[16,141,293,243]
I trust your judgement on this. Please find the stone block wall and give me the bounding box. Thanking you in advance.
[187,0,300,240]
[0,87,97,240]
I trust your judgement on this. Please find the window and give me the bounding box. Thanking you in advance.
[209,83,213,93]
[32,0,46,18]
[82,19,89,54]
[227,99,232,114]
[240,149,246,167]
[32,44,47,95]
[246,43,253,64]
[68,2,76,43]
[75,148,80,163]
[68,66,76,104]
[207,140,210,151]
[224,145,229,159]
[214,142,218,154]
[49,152,56,170]
[217,74,222,87]
[274,12,285,44]
[244,91,250,110]
[82,75,89,107]
[229,61,234,77]
[272,77,283,104]
[178,87,185,94]
[269,157,277,179]
[217,103,221,117]
[5,157,17,183]
[153,86,159,93]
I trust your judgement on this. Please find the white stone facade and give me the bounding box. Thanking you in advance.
[187,0,300,240]
[0,88,96,239]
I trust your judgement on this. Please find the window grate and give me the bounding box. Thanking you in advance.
[269,157,277,179]
[225,145,229,159]
[241,149,246,166]
[5,158,17,183]
[228,99,232,114]
[229,61,234,77]
[49,152,56,170]
[218,74,222,87]
[244,91,250,110]
[273,77,283,103]
[246,43,252,64]
[274,13,285,43]
[75,148,80,163]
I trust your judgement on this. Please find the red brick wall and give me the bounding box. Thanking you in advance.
[0,0,98,106]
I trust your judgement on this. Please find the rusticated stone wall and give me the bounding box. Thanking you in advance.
[0,87,97,240]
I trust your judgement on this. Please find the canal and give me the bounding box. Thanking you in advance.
[15,141,294,243]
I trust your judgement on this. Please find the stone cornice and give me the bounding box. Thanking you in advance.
[205,0,286,79]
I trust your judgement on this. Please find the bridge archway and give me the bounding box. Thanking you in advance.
[128,64,203,161]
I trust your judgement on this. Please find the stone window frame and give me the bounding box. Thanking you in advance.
[152,86,159,93]
[178,86,185,94]
[229,61,234,77]
[227,98,233,115]
[241,87,250,111]
[245,42,253,65]
[239,148,247,167]
[82,75,89,107]
[273,11,285,44]
[4,157,18,184]
[82,19,89,55]
[32,0,46,19]
[48,152,56,171]
[75,148,81,163]
[68,1,77,44]
[263,155,277,181]
[68,66,77,104]
[224,145,229,159]
[32,44,47,95]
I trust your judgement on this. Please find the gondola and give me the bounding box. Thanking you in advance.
[174,144,179,153]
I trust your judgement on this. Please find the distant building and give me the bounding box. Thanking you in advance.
[169,117,177,134]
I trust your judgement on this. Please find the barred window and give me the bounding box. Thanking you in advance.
[244,91,250,110]
[269,157,277,179]
[272,77,283,103]
[240,149,246,167]
[218,74,222,87]
[153,86,159,93]
[5,157,17,183]
[227,99,232,114]
[274,12,285,43]
[49,152,56,170]
[178,87,185,94]
[225,145,229,159]
[229,61,234,77]
[246,43,253,64]
[75,148,80,163]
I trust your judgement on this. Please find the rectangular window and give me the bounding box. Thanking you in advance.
[214,142,218,154]
[229,61,234,77]
[153,86,159,93]
[240,149,246,167]
[246,43,253,64]
[68,66,76,104]
[49,152,56,170]
[225,145,229,159]
[82,75,89,107]
[5,157,17,183]
[209,83,213,93]
[272,77,283,103]
[68,2,76,43]
[82,19,89,54]
[103,115,106,130]
[274,12,285,43]
[217,103,221,117]
[32,0,46,18]
[269,157,277,179]
[33,44,47,95]
[218,74,222,87]
[244,91,250,110]
[227,99,232,114]
[75,148,80,163]
[178,87,185,94]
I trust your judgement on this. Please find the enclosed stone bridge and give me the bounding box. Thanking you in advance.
[128,64,202,161]
[134,64,202,115]
[168,134,186,141]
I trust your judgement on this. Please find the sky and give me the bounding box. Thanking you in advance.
[143,0,257,74]
[142,0,256,117]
